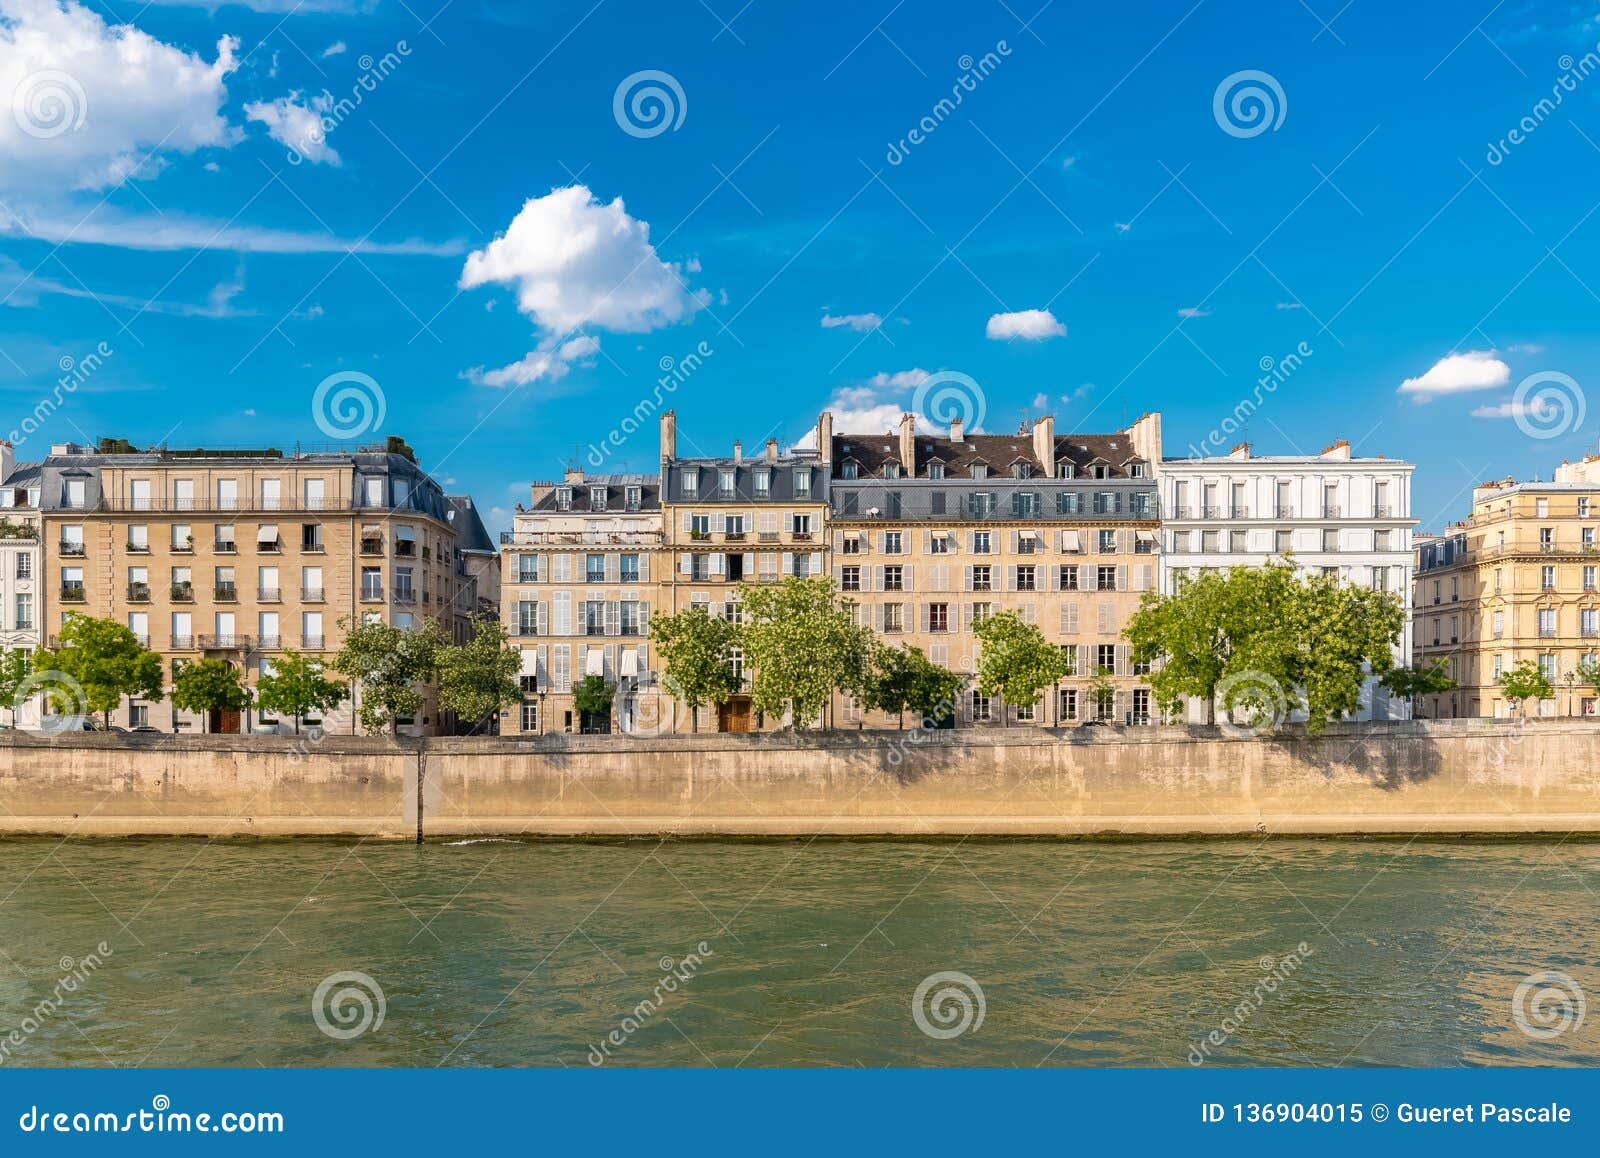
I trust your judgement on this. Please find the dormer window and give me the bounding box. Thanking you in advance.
[718,468,735,497]
[793,467,811,497]
[589,486,607,512]
[971,463,988,480]
[555,487,573,511]
[1011,462,1029,480]
[840,462,858,480]
[625,486,642,511]
[1092,463,1110,480]
[681,468,699,497]
[1128,461,1147,479]
[754,468,771,497]
[884,462,901,480]
[928,462,945,480]
[1057,463,1075,479]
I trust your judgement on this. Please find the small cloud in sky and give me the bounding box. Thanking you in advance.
[1177,307,1211,318]
[1114,223,1132,233]
[322,41,347,58]
[1506,342,1546,353]
[820,311,883,332]
[1398,350,1511,399]
[986,308,1065,340]
[1275,301,1304,311]
[1031,393,1049,409]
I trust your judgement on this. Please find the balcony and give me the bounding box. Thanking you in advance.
[758,532,780,543]
[257,635,282,649]
[214,540,237,554]
[1374,505,1394,517]
[126,541,150,554]
[60,583,85,602]
[172,541,193,553]
[199,634,250,649]
[724,531,746,542]
[171,635,196,650]
[620,571,641,584]
[214,583,238,601]
[171,583,194,602]
[360,586,384,603]
[792,531,814,542]
[359,538,385,556]
[258,540,282,554]
[302,587,324,602]
[302,539,325,554]
[302,634,325,649]
[259,587,281,603]
[58,541,85,557]
[1201,505,1224,518]
[127,583,151,603]
[392,586,416,603]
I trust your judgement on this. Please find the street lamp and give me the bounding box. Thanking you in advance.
[1563,669,1579,717]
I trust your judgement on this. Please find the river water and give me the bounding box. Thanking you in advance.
[1,838,1596,1067]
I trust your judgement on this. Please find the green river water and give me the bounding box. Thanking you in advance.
[1,838,1596,1067]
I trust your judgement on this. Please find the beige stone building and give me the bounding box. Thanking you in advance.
[39,439,466,734]
[826,412,1163,727]
[1414,455,1600,719]
[498,470,661,736]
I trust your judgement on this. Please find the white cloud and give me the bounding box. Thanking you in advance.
[1275,301,1305,310]
[986,308,1065,340]
[1177,306,1212,318]
[801,368,978,446]
[465,335,600,389]
[0,0,239,192]
[1398,350,1511,399]
[866,368,930,391]
[245,91,339,165]
[1114,222,1132,233]
[321,40,347,58]
[460,185,707,336]
[1471,399,1552,420]
[1031,392,1049,409]
[820,311,882,332]
[1507,342,1546,354]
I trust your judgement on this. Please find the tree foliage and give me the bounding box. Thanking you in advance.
[1499,660,1552,714]
[734,577,872,729]
[573,674,616,719]
[1126,562,1403,735]
[332,617,448,735]
[39,613,163,722]
[438,614,521,731]
[972,610,1069,726]
[256,650,348,734]
[862,642,962,728]
[0,648,32,724]
[1578,656,1600,693]
[170,658,251,728]
[1380,659,1456,714]
[648,605,741,732]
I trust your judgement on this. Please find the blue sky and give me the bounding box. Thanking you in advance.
[3,0,1600,531]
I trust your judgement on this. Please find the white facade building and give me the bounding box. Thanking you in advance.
[0,441,42,727]
[1158,440,1417,721]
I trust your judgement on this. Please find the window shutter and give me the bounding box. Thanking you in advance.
[710,553,725,576]
[963,565,973,592]
[682,511,693,532]
[920,603,932,633]
[903,565,914,593]
[809,552,821,573]
[606,601,620,636]
[743,552,755,572]
[963,603,976,631]
[1116,565,1127,591]
[785,513,795,533]
[1116,644,1128,677]
[640,555,651,582]
[833,565,844,587]
[781,552,793,573]
[1023,602,1037,625]
[714,513,726,533]
[1077,564,1089,591]
[932,563,948,592]
[1006,565,1017,592]
[679,554,692,575]
[873,565,884,592]
[536,601,548,636]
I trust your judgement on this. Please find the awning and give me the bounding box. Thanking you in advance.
[1136,530,1157,543]
[1061,530,1082,552]
[585,649,604,676]
[256,525,279,543]
[396,525,416,542]
[519,649,537,676]
[620,650,639,677]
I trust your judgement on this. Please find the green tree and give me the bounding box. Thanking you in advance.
[573,674,616,731]
[735,577,872,729]
[38,613,163,725]
[1578,656,1600,696]
[1499,660,1552,717]
[438,615,521,733]
[1380,659,1457,717]
[862,642,962,729]
[1087,667,1118,723]
[972,610,1069,727]
[0,648,32,726]
[170,658,252,732]
[256,650,348,734]
[332,617,448,735]
[649,605,741,732]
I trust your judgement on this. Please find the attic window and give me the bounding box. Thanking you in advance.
[840,462,858,480]
[1057,463,1075,479]
[928,462,945,480]
[971,463,988,480]
[1011,462,1029,479]
[1092,464,1110,480]
[1128,461,1147,479]
[884,462,901,480]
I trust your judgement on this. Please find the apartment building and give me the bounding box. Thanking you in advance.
[499,470,661,736]
[1159,439,1417,721]
[0,442,43,726]
[658,410,830,731]
[829,411,1163,727]
[1414,456,1600,719]
[39,439,462,734]
[445,495,501,644]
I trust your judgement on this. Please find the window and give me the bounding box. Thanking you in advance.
[970,691,991,721]
[1093,492,1116,515]
[928,463,945,480]
[217,479,239,510]
[1537,498,1550,517]
[215,524,236,552]
[840,462,858,480]
[361,567,383,600]
[929,534,951,555]
[681,468,699,497]
[555,487,573,511]
[520,703,539,732]
[586,554,605,583]
[1543,566,1557,591]
[883,604,904,633]
[971,565,992,592]
[620,603,645,635]
[1095,644,1117,673]
[302,524,323,552]
[1274,530,1292,554]
[1583,609,1598,638]
[929,603,950,632]
[725,515,745,536]
[967,492,995,518]
[621,554,641,583]
[1493,611,1504,638]
[1097,566,1117,591]
[63,479,85,508]
[841,565,862,592]
[589,486,608,512]
[1539,653,1558,680]
[1056,492,1081,515]
[792,468,811,497]
[303,478,325,510]
[793,514,814,537]
[884,463,901,480]
[971,531,991,554]
[883,565,904,592]
[1587,566,1597,592]
[754,469,771,497]
[302,566,323,600]
[971,464,989,480]
[14,593,31,630]
[883,531,902,555]
[841,535,862,556]
[1016,565,1036,592]
[1059,565,1079,591]
[518,554,540,583]
[1539,608,1557,638]
[14,554,29,580]
[1059,688,1078,721]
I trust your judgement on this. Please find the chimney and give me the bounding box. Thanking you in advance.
[0,439,13,485]
[733,440,743,463]
[660,410,677,463]
[1228,442,1251,460]
[898,412,916,478]
[1124,411,1162,472]
[818,411,834,464]
[765,437,778,463]
[563,466,585,484]
[949,418,965,443]
[1319,438,1351,461]
[1031,415,1055,478]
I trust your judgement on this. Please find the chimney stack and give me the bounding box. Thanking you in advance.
[1031,415,1055,478]
[733,440,743,463]
[817,411,834,464]
[765,438,778,463]
[1228,442,1251,460]
[660,410,677,463]
[949,418,965,443]
[1319,438,1351,461]
[898,412,916,478]
[0,439,13,485]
